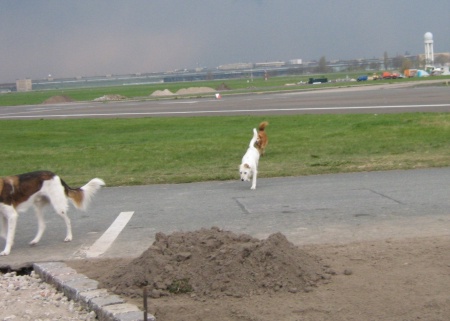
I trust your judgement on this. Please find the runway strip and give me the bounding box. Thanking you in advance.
[85,211,134,258]
[1,103,450,119]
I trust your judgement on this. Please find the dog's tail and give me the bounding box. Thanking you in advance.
[258,121,269,131]
[64,178,105,211]
[249,128,258,147]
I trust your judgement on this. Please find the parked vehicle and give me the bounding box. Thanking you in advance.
[382,71,393,79]
[308,77,328,84]
[404,69,417,77]
[380,71,401,79]
[357,75,368,81]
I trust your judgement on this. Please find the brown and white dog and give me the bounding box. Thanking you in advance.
[255,121,269,156]
[0,171,105,256]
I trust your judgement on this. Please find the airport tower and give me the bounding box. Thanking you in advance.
[424,32,434,66]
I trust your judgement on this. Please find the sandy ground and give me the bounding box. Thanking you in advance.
[66,229,450,321]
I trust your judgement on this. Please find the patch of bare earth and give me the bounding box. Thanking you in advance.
[175,87,215,95]
[150,87,216,97]
[150,89,175,97]
[93,94,127,101]
[42,95,75,104]
[67,230,450,321]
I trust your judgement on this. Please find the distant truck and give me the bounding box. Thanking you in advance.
[357,75,368,81]
[404,69,417,78]
[381,71,401,79]
[308,77,328,84]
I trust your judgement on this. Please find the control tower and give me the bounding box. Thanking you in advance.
[424,32,434,66]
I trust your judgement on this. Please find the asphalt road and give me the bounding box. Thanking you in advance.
[1,168,450,269]
[1,81,450,119]
[1,81,450,269]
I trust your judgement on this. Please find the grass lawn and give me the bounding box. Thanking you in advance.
[1,113,449,187]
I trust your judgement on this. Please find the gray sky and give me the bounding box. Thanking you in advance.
[1,0,449,83]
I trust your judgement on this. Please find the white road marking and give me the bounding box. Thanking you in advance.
[85,211,134,258]
[161,100,200,104]
[1,103,450,119]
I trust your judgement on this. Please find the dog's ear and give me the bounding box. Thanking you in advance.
[244,163,250,169]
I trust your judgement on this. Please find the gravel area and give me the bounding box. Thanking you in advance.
[1,271,96,321]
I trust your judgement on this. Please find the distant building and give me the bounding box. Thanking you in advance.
[254,61,285,68]
[424,32,434,67]
[16,78,32,92]
[218,62,254,70]
[288,59,302,65]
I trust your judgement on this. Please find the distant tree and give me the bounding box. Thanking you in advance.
[317,56,329,73]
[360,61,369,70]
[400,58,413,73]
[348,60,362,72]
[392,55,403,70]
[383,51,389,70]
[370,61,381,71]
[435,54,450,66]
[418,56,427,69]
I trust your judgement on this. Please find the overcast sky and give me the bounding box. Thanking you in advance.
[1,0,449,83]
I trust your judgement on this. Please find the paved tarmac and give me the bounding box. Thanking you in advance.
[1,81,450,119]
[1,167,449,269]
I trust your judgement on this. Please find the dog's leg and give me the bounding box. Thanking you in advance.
[52,203,72,242]
[48,181,72,242]
[57,211,73,242]
[29,203,47,245]
[0,206,18,256]
[0,215,6,239]
[251,169,257,190]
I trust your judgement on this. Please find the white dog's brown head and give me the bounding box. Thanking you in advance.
[239,163,252,182]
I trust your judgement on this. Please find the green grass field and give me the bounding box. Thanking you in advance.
[1,113,449,187]
[0,77,304,106]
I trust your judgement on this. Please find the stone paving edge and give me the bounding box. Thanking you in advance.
[33,262,156,321]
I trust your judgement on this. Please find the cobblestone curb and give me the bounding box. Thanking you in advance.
[33,262,155,321]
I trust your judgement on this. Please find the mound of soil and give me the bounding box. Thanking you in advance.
[91,228,328,299]
[67,233,450,321]
[150,89,175,97]
[93,94,127,101]
[42,95,75,104]
[175,87,215,95]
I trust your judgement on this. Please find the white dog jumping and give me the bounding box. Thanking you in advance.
[0,171,105,256]
[239,128,260,190]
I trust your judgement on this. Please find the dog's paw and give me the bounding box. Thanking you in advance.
[64,236,72,242]
[29,240,38,246]
[250,185,256,190]
[0,250,10,256]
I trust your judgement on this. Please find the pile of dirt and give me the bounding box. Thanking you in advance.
[175,87,215,95]
[67,233,450,321]
[93,94,127,101]
[150,87,215,97]
[150,89,175,97]
[42,95,75,104]
[94,228,328,299]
